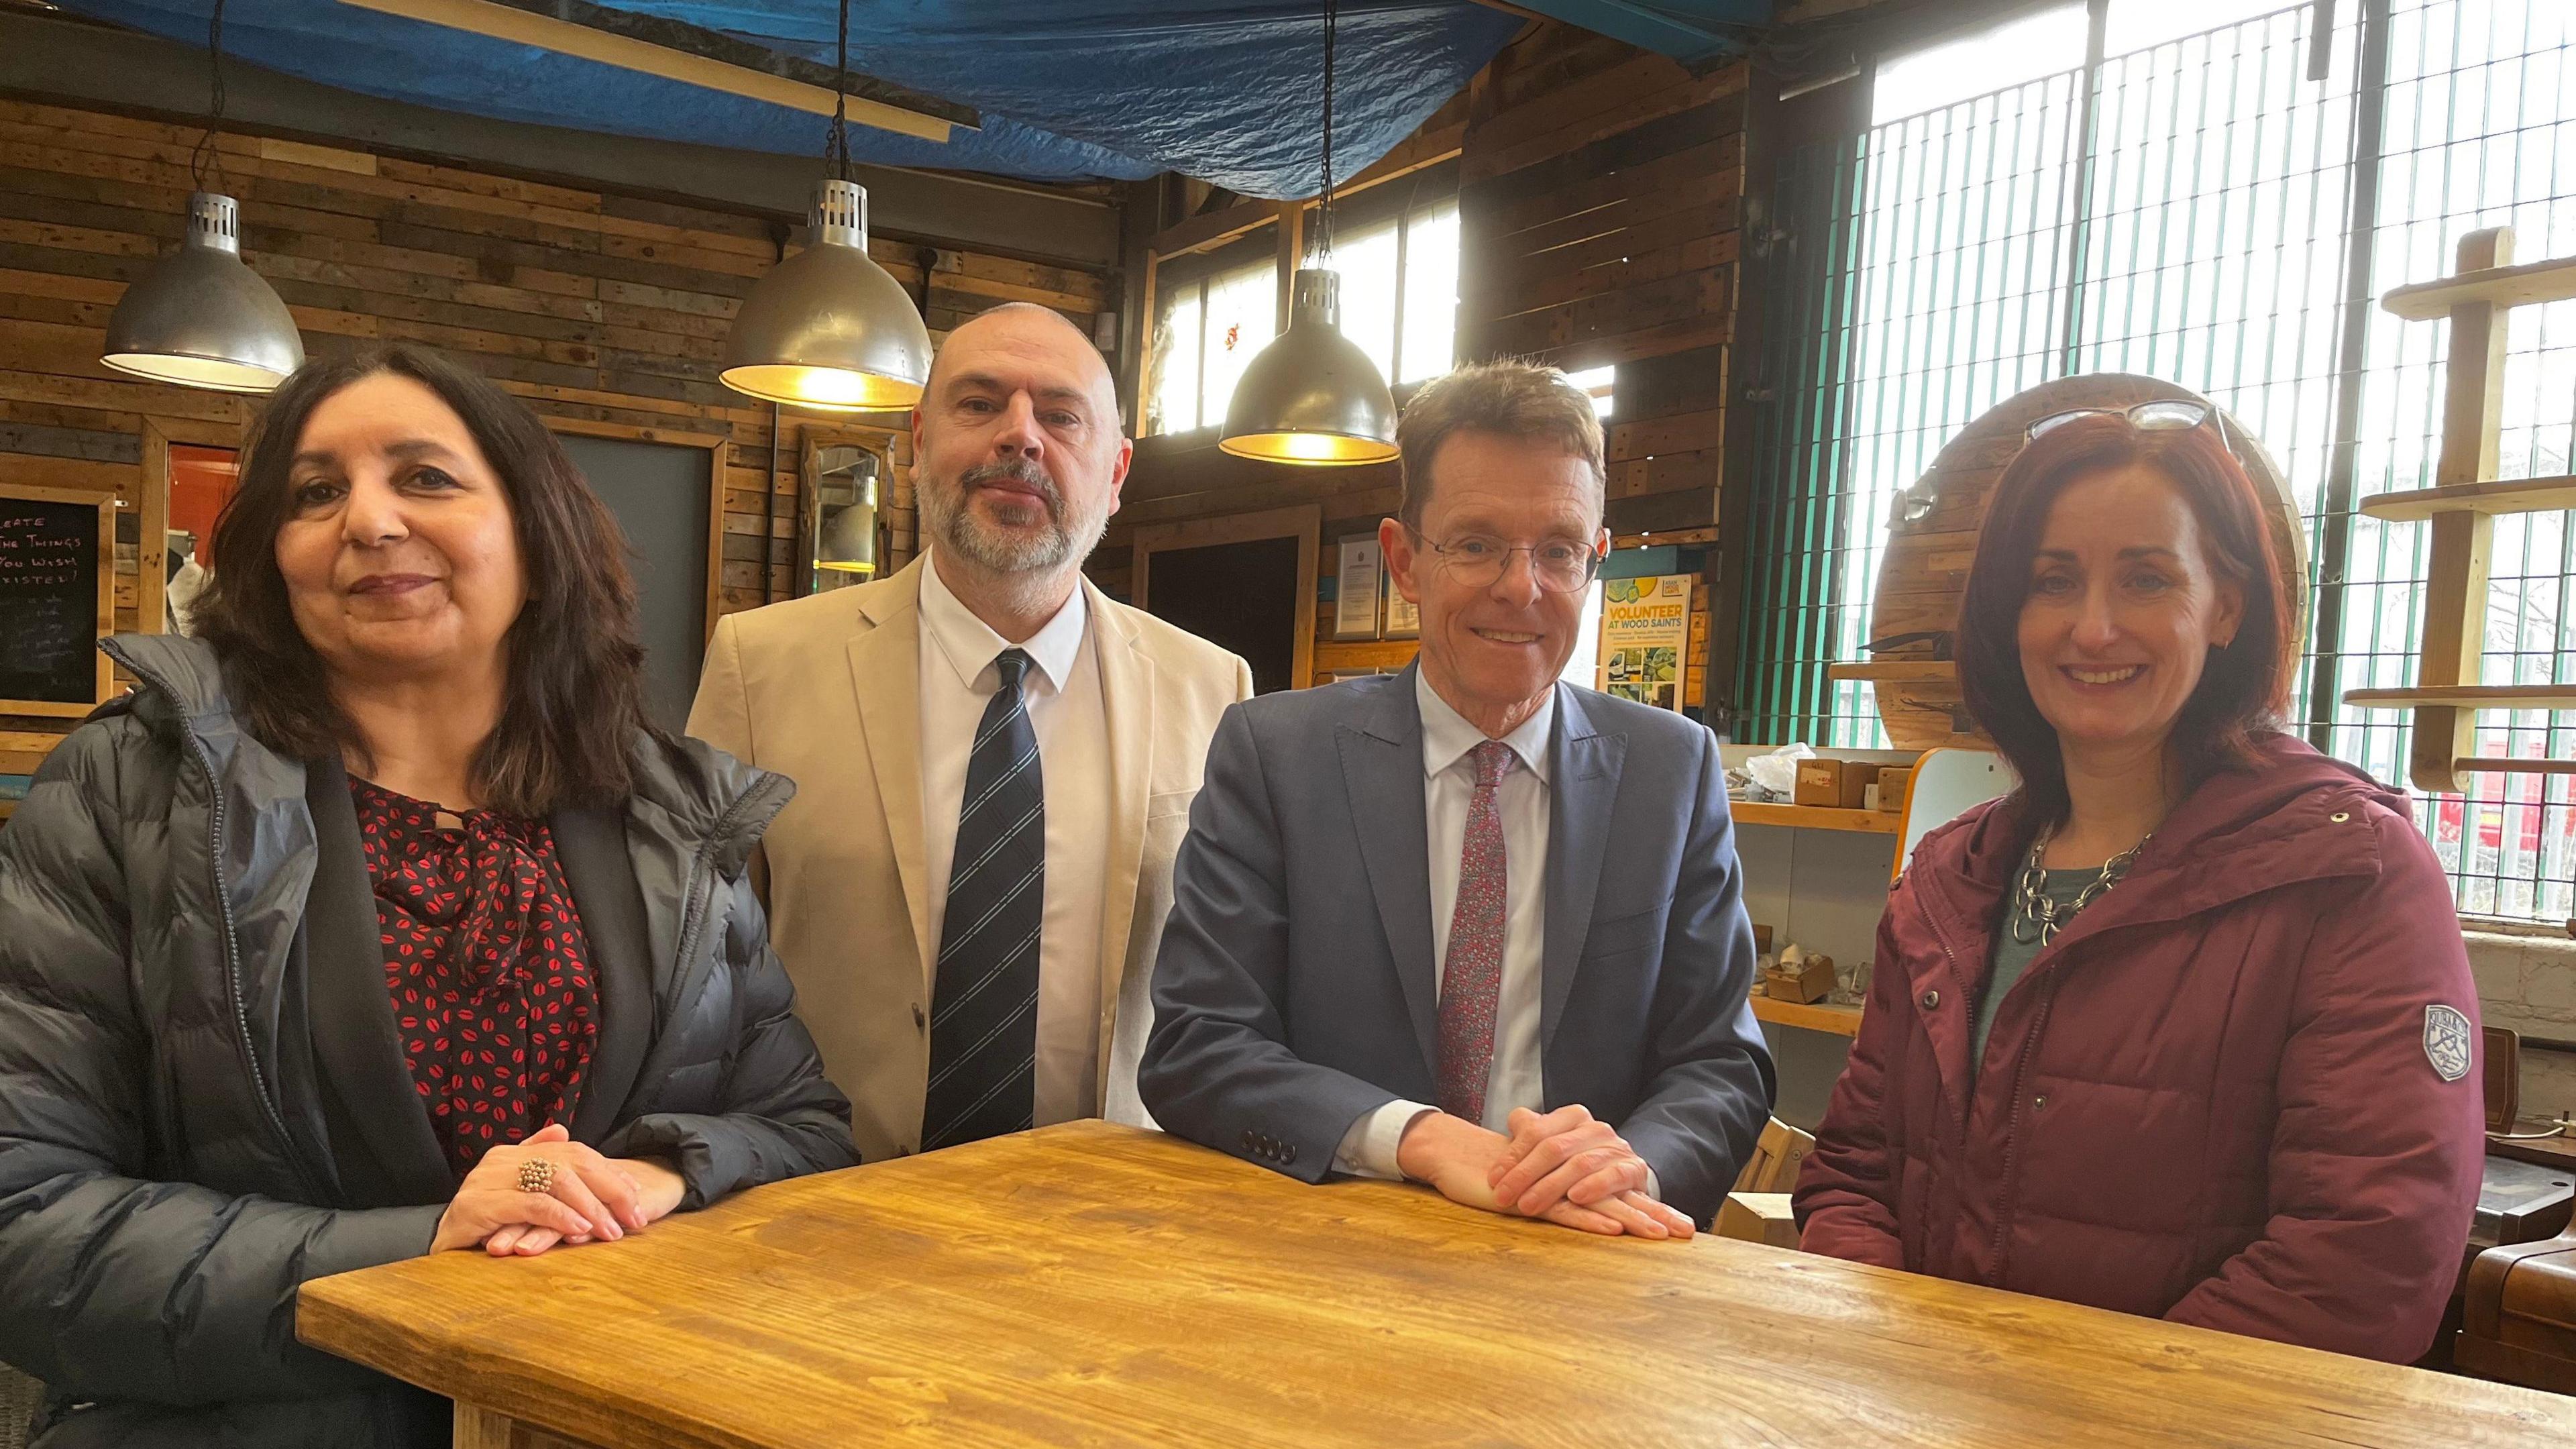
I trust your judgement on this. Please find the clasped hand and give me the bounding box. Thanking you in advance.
[429,1122,688,1257]
[1395,1106,1693,1239]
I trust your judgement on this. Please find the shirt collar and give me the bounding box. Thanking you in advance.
[918,549,1089,694]
[1415,667,1554,786]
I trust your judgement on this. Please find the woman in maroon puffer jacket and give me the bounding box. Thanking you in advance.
[1794,403,2484,1362]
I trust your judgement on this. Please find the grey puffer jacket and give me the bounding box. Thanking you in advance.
[0,634,858,1447]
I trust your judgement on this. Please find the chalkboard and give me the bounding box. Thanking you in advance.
[554,432,714,735]
[0,486,114,716]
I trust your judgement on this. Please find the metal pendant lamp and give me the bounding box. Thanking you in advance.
[720,0,931,411]
[101,1,303,393]
[1219,0,1399,466]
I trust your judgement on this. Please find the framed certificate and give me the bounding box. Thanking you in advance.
[1334,535,1384,640]
[1382,565,1419,639]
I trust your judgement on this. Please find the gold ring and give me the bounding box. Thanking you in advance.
[517,1158,555,1195]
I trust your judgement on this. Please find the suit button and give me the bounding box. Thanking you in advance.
[1284,1143,1299,1164]
[1242,1130,1256,1151]
[1921,989,1941,1010]
[2033,1094,2047,1109]
[913,1004,927,1031]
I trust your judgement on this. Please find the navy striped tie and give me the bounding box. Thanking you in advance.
[922,647,1044,1151]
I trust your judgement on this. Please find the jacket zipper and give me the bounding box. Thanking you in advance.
[158,690,323,1202]
[1986,980,2058,1287]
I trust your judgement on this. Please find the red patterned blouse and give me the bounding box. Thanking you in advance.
[351,778,602,1178]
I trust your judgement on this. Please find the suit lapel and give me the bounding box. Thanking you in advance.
[556,803,653,1142]
[303,753,456,1204]
[847,559,937,991]
[1340,665,1441,1075]
[1088,584,1157,1100]
[1541,686,1625,1051]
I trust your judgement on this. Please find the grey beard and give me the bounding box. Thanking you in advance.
[920,458,1106,576]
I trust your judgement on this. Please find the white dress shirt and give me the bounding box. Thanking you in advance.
[1333,671,1555,1179]
[917,551,1110,1128]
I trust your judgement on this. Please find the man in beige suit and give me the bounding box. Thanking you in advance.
[690,304,1252,1163]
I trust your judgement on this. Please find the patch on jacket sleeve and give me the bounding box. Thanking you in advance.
[2423,1004,2473,1083]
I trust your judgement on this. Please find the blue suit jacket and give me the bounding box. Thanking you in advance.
[1138,665,1776,1224]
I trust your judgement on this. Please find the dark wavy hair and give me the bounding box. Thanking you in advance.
[194,345,662,815]
[1955,411,2295,827]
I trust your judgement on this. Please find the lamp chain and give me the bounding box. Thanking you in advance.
[826,0,852,182]
[1317,0,1337,264]
[190,0,231,195]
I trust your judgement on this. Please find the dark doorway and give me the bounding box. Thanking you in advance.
[1141,535,1301,694]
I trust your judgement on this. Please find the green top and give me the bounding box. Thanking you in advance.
[1974,869,2094,1071]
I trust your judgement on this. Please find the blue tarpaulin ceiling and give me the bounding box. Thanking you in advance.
[50,1,1527,198]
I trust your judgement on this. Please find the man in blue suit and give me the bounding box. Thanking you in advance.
[1140,360,1774,1236]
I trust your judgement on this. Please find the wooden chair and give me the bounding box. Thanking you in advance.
[1731,1116,1817,1193]
[1717,1117,1817,1250]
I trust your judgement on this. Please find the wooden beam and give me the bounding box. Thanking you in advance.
[333,0,972,144]
[1275,200,1306,332]
[2410,227,2512,794]
[1147,121,1464,262]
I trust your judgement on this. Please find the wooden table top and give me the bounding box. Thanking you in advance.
[300,1120,2576,1448]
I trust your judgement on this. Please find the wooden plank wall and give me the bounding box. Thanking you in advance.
[1455,26,1748,713]
[0,97,1108,765]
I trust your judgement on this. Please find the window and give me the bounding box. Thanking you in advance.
[1148,240,1278,436]
[1566,364,1617,419]
[1741,0,2576,921]
[1146,185,1461,436]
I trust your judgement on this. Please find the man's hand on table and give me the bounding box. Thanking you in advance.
[1489,1105,1695,1240]
[1395,1110,1687,1240]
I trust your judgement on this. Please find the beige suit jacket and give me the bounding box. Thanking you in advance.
[688,555,1254,1163]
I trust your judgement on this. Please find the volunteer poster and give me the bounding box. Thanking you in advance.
[1597,574,1690,710]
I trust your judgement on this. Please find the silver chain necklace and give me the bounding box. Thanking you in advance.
[2010,824,2152,946]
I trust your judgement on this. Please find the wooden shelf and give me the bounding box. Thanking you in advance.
[2456,757,2576,777]
[1827,660,1955,683]
[2345,685,2576,710]
[1752,996,1864,1037]
[2359,476,2576,522]
[1731,801,1905,835]
[2383,256,2576,319]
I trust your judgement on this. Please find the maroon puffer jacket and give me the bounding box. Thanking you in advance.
[1794,734,2484,1361]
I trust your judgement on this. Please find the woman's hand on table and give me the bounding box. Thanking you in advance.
[482,1155,685,1256]
[428,1122,651,1255]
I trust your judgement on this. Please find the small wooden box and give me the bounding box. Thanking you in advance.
[1764,955,1837,1004]
[1877,765,1912,818]
[1794,759,1871,810]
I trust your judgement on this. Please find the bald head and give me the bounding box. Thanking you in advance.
[927,303,1118,423]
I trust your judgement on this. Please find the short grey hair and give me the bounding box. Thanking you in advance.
[1395,359,1607,525]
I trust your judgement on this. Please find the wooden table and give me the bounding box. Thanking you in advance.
[301,1120,2576,1448]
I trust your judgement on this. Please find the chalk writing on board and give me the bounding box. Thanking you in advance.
[0,498,104,706]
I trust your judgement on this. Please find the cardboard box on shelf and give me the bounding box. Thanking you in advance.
[1793,758,1872,810]
[1764,953,1837,1004]
[1878,765,1912,818]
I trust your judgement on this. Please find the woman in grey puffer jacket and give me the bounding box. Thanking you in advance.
[0,347,858,1446]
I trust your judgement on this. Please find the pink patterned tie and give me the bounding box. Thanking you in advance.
[1437,740,1514,1126]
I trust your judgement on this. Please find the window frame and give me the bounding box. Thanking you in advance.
[1143,161,1462,438]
